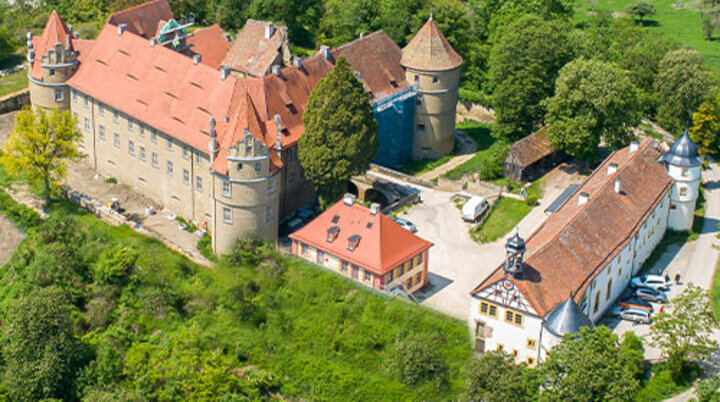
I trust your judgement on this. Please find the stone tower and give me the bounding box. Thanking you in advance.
[660,131,702,231]
[209,94,280,254]
[27,11,78,112]
[401,17,462,160]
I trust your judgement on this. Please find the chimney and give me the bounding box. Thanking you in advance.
[320,45,331,61]
[265,22,275,39]
[629,140,639,153]
[193,54,202,65]
[66,34,71,49]
[607,163,618,175]
[274,114,282,151]
[26,40,32,49]
[118,23,128,36]
[150,37,158,47]
[271,65,281,76]
[343,193,356,206]
[614,179,621,194]
[370,203,380,215]
[293,56,303,69]
[221,66,231,81]
[578,192,589,206]
[28,50,35,64]
[208,117,218,163]
[359,32,364,38]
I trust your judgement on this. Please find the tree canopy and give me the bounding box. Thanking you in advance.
[625,1,656,23]
[462,351,540,402]
[298,55,378,207]
[690,94,720,157]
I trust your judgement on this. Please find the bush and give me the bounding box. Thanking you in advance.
[93,246,138,285]
[224,237,275,266]
[697,375,720,402]
[385,333,449,390]
[197,234,216,261]
[525,194,539,206]
[0,189,41,230]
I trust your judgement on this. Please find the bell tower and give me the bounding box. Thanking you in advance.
[660,130,702,232]
[504,228,526,277]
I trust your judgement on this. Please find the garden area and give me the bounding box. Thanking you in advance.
[0,70,27,98]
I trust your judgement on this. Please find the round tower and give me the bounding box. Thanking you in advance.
[660,130,702,232]
[401,17,462,161]
[27,11,78,112]
[504,228,526,277]
[210,119,280,255]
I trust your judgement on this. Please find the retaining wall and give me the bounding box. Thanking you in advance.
[0,89,30,114]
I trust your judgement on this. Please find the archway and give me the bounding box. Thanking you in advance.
[364,188,389,207]
[346,181,359,197]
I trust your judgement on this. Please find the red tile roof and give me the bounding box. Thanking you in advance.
[508,126,554,168]
[221,20,287,77]
[187,24,230,69]
[30,11,73,80]
[290,200,432,274]
[472,139,673,316]
[401,18,462,72]
[107,0,173,39]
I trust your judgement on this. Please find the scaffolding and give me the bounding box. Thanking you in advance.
[373,86,416,168]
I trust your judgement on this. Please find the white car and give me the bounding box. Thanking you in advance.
[611,306,652,325]
[631,274,671,291]
[392,217,417,233]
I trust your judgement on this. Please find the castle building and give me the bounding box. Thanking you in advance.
[469,135,702,365]
[289,194,433,294]
[27,1,460,254]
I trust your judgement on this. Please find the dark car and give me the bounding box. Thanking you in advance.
[619,296,654,313]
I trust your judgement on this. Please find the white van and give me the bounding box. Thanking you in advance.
[462,196,489,222]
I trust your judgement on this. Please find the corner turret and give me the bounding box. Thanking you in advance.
[661,130,702,231]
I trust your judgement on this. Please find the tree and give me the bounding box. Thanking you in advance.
[3,286,85,401]
[1,107,83,206]
[655,48,711,135]
[690,94,720,157]
[545,58,640,161]
[541,326,643,401]
[625,1,656,23]
[489,15,575,141]
[298,55,378,207]
[462,351,540,401]
[0,28,14,63]
[384,332,449,389]
[650,284,718,378]
[697,376,720,402]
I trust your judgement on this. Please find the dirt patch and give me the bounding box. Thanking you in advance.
[0,214,23,266]
[611,11,627,18]
[457,103,495,124]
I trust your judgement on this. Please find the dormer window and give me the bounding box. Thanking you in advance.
[327,226,340,243]
[331,215,340,224]
[347,235,361,251]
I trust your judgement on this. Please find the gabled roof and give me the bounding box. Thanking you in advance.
[508,126,555,168]
[473,139,673,317]
[188,24,231,69]
[107,0,173,39]
[221,20,288,77]
[289,200,433,274]
[401,18,462,72]
[660,130,702,167]
[544,297,593,337]
[30,11,73,80]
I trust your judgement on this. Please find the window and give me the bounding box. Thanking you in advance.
[222,181,231,198]
[593,292,600,314]
[223,207,232,224]
[167,138,172,151]
[397,264,404,276]
[151,152,158,168]
[98,125,105,141]
[151,130,157,144]
[505,310,524,327]
[432,76,439,83]
[497,344,504,352]
[139,124,144,137]
[415,272,422,284]
[527,357,535,366]
[183,169,189,185]
[255,162,261,172]
[83,95,89,108]
[417,123,425,132]
[195,151,202,165]
[196,176,203,193]
[341,261,349,272]
[182,145,189,159]
[506,310,513,322]
[83,117,90,132]
[527,339,537,350]
[72,91,78,102]
[54,88,64,102]
[386,271,393,283]
[414,75,419,82]
[301,243,308,255]
[679,187,688,196]
[49,68,55,76]
[128,140,135,156]
[113,110,119,124]
[415,253,423,266]
[266,205,273,222]
[139,146,145,162]
[512,350,518,358]
[364,271,371,281]
[606,278,613,301]
[113,133,120,148]
[268,180,275,195]
[480,302,498,318]
[406,277,413,289]
[681,167,689,177]
[98,103,104,116]
[166,161,173,176]
[128,118,134,132]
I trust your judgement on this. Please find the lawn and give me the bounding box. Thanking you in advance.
[574,0,720,75]
[471,197,533,243]
[444,121,501,181]
[0,187,473,400]
[396,153,453,176]
[0,70,28,98]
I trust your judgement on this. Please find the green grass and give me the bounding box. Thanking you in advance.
[0,70,28,98]
[444,121,499,181]
[574,0,720,75]
[396,154,453,176]
[471,197,533,243]
[634,362,702,401]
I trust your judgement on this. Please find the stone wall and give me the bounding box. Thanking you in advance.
[0,89,30,114]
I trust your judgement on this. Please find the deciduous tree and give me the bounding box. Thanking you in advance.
[650,284,718,378]
[625,1,656,23]
[298,55,378,207]
[462,351,540,401]
[690,94,720,157]
[385,332,449,390]
[545,58,640,161]
[655,48,711,134]
[1,107,83,206]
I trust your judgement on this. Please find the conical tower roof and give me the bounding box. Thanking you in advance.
[401,17,462,72]
[660,130,702,167]
[544,296,593,337]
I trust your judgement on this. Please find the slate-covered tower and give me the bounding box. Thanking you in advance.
[660,131,702,231]
[401,17,462,160]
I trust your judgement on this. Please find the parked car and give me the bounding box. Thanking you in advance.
[632,287,668,303]
[631,274,671,291]
[287,218,305,232]
[611,306,652,324]
[618,296,654,313]
[462,196,489,222]
[392,217,417,233]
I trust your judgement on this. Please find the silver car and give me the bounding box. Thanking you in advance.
[611,306,652,324]
[632,287,668,303]
[392,217,417,233]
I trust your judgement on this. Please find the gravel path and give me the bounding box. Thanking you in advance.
[0,214,23,266]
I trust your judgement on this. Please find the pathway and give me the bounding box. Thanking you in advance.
[0,215,23,266]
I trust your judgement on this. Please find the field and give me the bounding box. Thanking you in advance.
[0,71,27,98]
[574,0,720,74]
[472,197,533,243]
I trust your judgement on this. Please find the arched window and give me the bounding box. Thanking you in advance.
[606,279,613,301]
[593,292,600,314]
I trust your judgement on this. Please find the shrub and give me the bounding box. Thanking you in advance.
[93,246,138,285]
[525,195,539,206]
[0,190,41,230]
[225,237,276,266]
[197,234,215,261]
[697,375,720,402]
[385,333,449,390]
